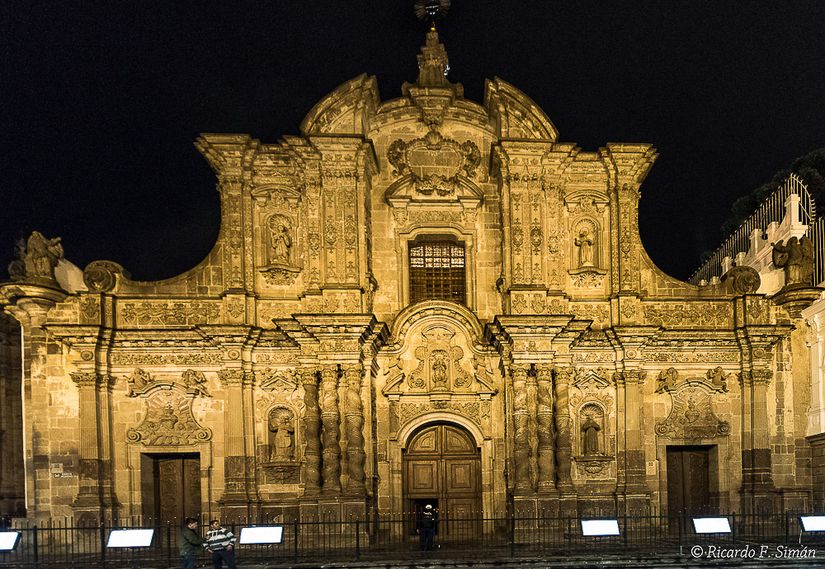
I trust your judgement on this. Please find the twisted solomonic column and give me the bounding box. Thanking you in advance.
[300,367,322,495]
[319,365,341,495]
[554,366,573,489]
[512,364,532,492]
[536,365,556,492]
[343,363,366,495]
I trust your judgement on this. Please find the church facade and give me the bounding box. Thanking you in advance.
[1,29,821,524]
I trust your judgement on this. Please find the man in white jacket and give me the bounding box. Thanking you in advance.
[204,519,237,569]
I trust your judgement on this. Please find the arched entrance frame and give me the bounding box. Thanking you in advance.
[394,413,495,518]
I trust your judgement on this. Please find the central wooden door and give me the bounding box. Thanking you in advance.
[666,446,713,517]
[403,423,481,537]
[140,453,201,524]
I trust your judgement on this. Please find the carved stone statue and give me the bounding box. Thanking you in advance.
[574,228,595,268]
[431,349,449,389]
[268,216,292,264]
[269,408,295,461]
[772,235,814,287]
[581,415,601,455]
[7,231,64,282]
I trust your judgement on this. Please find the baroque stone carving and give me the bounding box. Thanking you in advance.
[120,302,220,325]
[126,391,211,445]
[721,265,761,295]
[772,236,814,287]
[259,368,298,393]
[83,260,125,292]
[387,130,481,196]
[125,368,154,396]
[655,367,730,394]
[656,386,730,439]
[580,404,603,456]
[8,231,64,282]
[112,352,223,366]
[181,369,210,397]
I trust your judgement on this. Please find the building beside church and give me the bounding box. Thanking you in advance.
[1,28,822,526]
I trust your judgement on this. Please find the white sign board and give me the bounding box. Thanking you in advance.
[581,519,620,537]
[239,526,283,545]
[0,532,21,551]
[107,529,155,548]
[692,517,732,534]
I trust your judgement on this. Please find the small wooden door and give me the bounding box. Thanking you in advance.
[666,446,713,516]
[141,453,201,524]
[403,423,481,537]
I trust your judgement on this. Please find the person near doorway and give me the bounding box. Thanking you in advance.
[179,517,204,569]
[416,504,439,551]
[205,519,237,569]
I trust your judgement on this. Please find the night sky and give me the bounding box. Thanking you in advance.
[2,1,824,282]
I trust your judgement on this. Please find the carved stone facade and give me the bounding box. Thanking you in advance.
[0,28,820,522]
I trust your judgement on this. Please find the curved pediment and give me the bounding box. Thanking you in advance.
[484,77,558,141]
[300,74,380,135]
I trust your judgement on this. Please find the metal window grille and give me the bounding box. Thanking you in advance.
[409,241,466,304]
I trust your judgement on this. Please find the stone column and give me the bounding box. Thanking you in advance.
[741,369,775,511]
[622,370,648,495]
[320,365,341,495]
[536,365,556,492]
[300,367,322,496]
[0,315,24,517]
[70,372,108,518]
[218,369,248,506]
[512,364,532,492]
[343,363,366,496]
[553,366,573,490]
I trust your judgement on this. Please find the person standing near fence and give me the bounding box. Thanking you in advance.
[205,519,237,569]
[416,504,438,551]
[179,517,204,569]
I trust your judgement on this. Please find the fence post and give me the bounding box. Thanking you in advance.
[31,524,38,569]
[509,511,515,557]
[293,519,299,562]
[166,522,172,568]
[100,521,106,565]
[355,518,361,561]
[784,511,790,546]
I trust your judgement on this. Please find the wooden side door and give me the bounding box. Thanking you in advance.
[142,453,201,524]
[667,446,712,517]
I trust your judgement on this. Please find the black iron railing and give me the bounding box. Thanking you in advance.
[1,512,824,567]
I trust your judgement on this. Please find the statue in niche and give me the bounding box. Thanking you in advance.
[580,404,603,455]
[268,215,292,265]
[574,227,595,268]
[772,235,814,287]
[8,231,64,282]
[431,349,449,389]
[268,407,295,462]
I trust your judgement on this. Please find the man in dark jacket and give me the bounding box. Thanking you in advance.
[179,517,204,569]
[416,504,438,551]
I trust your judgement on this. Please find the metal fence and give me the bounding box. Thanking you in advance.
[2,512,825,567]
[689,173,816,285]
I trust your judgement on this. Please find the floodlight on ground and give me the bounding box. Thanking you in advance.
[692,517,732,534]
[0,532,21,552]
[106,529,154,548]
[239,526,283,545]
[581,519,620,537]
[800,516,825,532]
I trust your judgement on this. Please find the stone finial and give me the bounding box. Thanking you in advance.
[7,231,64,283]
[416,24,451,87]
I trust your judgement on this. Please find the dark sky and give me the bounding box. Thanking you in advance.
[2,1,824,282]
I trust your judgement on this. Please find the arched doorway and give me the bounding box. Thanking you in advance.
[403,422,482,519]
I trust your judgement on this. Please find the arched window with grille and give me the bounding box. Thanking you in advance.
[408,235,466,304]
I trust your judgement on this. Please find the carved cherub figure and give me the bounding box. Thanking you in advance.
[7,231,64,281]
